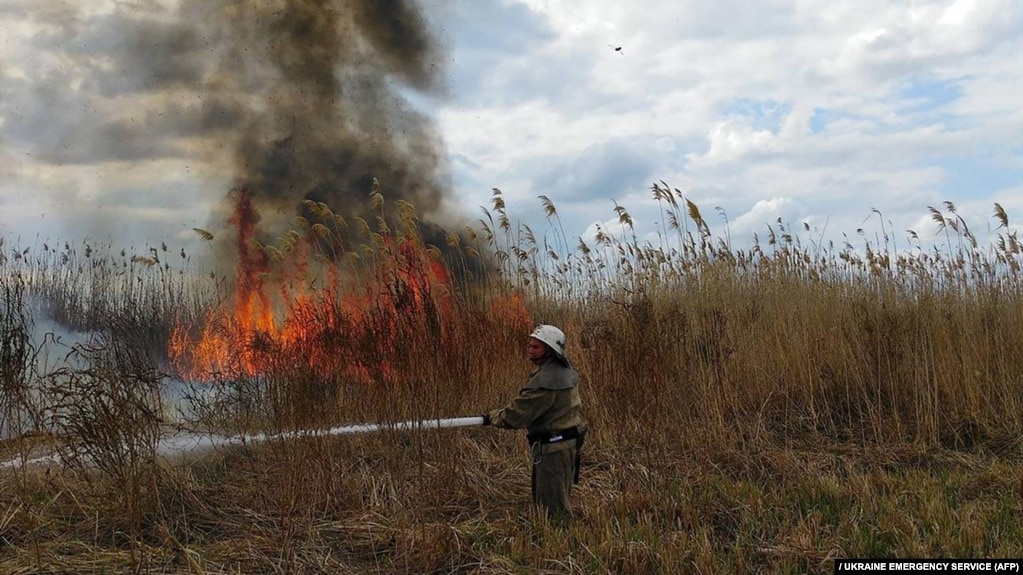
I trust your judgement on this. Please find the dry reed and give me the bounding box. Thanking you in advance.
[1,187,1021,573]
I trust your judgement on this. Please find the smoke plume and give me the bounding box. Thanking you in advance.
[204,0,451,230]
[2,0,453,246]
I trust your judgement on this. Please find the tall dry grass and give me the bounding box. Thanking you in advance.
[1,185,1021,573]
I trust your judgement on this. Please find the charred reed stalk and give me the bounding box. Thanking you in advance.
[0,272,37,441]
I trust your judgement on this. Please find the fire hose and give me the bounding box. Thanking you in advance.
[245,415,486,442]
[2,417,488,469]
[150,415,487,459]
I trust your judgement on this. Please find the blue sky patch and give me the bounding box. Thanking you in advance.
[939,154,1023,202]
[899,76,961,112]
[895,77,965,127]
[809,108,832,134]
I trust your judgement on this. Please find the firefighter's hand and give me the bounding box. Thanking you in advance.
[481,413,492,426]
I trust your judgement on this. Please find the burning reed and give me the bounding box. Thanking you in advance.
[1,191,1022,573]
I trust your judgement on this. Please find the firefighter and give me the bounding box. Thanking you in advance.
[483,325,586,524]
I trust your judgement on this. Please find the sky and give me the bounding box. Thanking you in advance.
[1,0,1021,258]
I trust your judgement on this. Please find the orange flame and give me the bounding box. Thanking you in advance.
[169,192,530,384]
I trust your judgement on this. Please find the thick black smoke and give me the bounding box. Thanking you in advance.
[205,0,451,228]
[3,0,454,244]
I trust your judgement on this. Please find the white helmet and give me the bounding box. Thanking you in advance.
[530,324,567,360]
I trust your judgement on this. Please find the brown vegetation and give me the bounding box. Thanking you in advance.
[1,186,1021,574]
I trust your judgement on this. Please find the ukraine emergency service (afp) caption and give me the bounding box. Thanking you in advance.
[834,559,1022,573]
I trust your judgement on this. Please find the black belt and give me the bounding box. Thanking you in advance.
[527,426,581,445]
[527,426,587,485]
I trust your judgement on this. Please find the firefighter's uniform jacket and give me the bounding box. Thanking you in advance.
[489,356,585,520]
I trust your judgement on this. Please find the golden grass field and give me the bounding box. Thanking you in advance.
[1,186,1021,574]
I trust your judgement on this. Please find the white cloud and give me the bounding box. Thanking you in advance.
[688,120,776,167]
[439,0,1021,248]
[1,0,1021,258]
[730,197,805,239]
